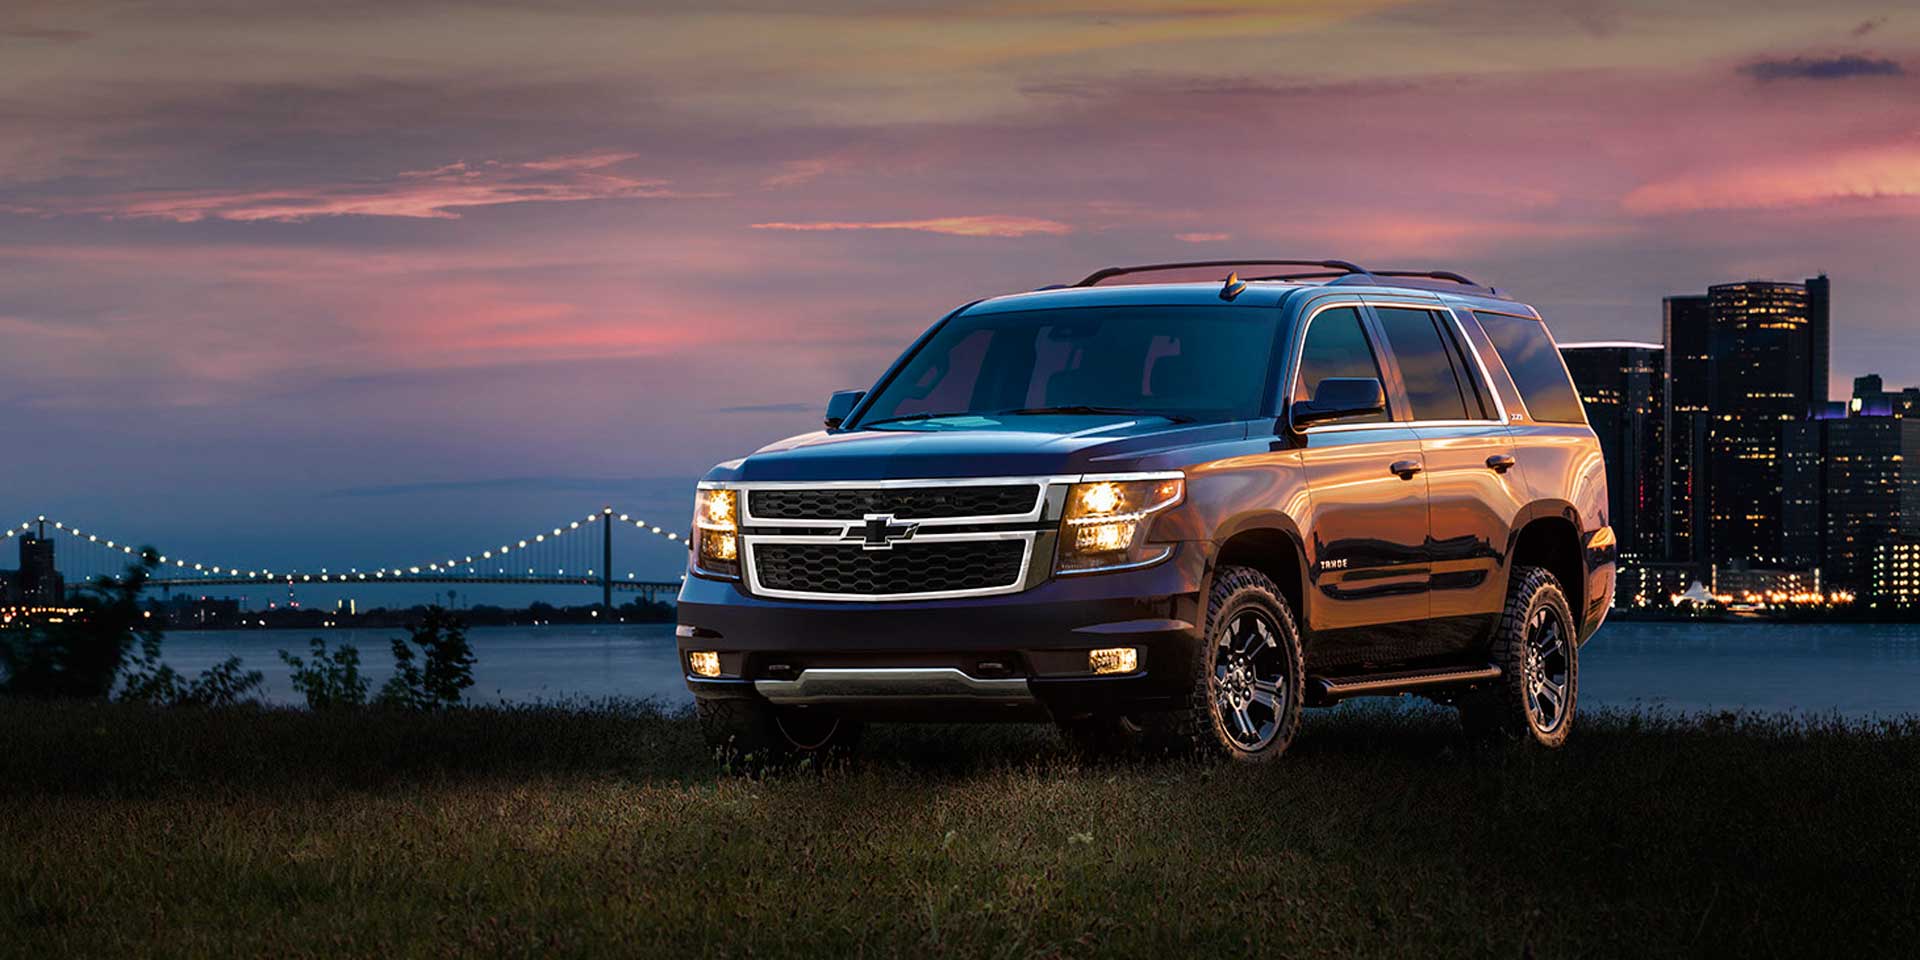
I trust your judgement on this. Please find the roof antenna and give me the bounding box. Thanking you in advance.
[1219,271,1248,301]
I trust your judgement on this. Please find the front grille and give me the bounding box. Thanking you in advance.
[748,485,1040,521]
[753,540,1027,596]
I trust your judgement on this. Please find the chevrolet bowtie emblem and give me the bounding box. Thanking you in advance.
[846,513,919,550]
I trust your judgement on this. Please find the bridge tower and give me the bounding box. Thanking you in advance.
[601,506,613,611]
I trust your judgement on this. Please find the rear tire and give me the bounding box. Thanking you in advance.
[696,697,862,768]
[1459,565,1578,748]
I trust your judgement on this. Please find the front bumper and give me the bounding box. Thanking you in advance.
[676,541,1207,721]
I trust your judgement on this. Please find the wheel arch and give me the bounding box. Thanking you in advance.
[1207,513,1309,633]
[1506,503,1587,636]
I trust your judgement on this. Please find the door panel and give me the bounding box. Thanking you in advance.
[1299,425,1430,665]
[1416,424,1526,624]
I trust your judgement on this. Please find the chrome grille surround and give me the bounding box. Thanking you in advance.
[706,472,1184,602]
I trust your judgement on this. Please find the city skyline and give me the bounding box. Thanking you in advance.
[5,1,1920,569]
[1565,271,1920,608]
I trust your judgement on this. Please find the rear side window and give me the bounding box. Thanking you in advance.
[1474,311,1585,423]
[1292,307,1389,423]
[1374,307,1469,421]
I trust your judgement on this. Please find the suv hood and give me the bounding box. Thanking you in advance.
[710,415,1255,482]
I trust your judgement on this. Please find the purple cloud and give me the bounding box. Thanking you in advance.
[1739,54,1904,81]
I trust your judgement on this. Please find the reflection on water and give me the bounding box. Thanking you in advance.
[159,619,1920,717]
[1580,619,1920,717]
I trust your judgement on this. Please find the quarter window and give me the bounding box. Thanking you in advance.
[1374,307,1469,422]
[1474,311,1586,424]
[1292,306,1389,423]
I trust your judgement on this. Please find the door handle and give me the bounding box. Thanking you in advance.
[1389,459,1423,479]
[1485,454,1517,473]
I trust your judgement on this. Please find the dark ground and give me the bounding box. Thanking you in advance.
[3,699,1916,958]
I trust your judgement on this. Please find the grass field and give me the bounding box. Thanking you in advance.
[4,700,1917,958]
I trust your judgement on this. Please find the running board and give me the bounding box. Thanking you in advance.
[1308,665,1501,704]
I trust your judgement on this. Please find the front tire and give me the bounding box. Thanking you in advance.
[696,697,861,768]
[1460,565,1578,748]
[1058,567,1305,761]
[1182,565,1306,761]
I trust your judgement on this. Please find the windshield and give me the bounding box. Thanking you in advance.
[855,305,1281,428]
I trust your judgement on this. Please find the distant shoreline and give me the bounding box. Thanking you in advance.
[1607,609,1920,625]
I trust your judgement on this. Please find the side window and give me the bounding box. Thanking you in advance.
[1474,311,1585,423]
[1292,306,1389,423]
[1436,310,1496,419]
[1374,307,1469,421]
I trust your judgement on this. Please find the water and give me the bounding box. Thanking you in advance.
[161,624,690,707]
[158,620,1920,717]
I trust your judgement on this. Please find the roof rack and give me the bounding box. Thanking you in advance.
[1328,269,1499,296]
[1071,260,1501,297]
[1073,260,1367,287]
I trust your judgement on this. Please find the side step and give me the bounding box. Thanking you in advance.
[1308,664,1501,704]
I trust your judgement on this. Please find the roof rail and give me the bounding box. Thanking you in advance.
[1332,269,1499,296]
[1074,259,1368,287]
[1067,259,1505,298]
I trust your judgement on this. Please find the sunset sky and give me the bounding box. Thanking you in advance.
[4,0,1918,586]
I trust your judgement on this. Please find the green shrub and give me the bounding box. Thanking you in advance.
[0,551,163,699]
[0,550,262,707]
[278,638,369,710]
[376,606,476,710]
[119,654,264,707]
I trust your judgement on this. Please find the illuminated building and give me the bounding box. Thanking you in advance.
[1561,341,1664,604]
[1663,294,1712,572]
[1849,374,1920,418]
[1617,559,1696,610]
[1706,276,1829,570]
[1,532,66,608]
[1871,540,1920,606]
[1712,562,1820,601]
[1783,413,1920,596]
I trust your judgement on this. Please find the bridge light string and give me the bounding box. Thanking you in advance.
[15,510,689,588]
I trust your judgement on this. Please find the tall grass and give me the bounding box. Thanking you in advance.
[4,701,1916,957]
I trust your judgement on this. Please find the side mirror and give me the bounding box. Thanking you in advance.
[1291,377,1385,427]
[824,390,865,429]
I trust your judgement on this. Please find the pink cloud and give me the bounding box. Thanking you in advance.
[761,158,841,189]
[9,153,688,223]
[750,215,1073,238]
[1174,232,1231,243]
[1624,145,1920,215]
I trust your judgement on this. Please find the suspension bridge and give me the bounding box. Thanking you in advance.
[2,508,689,607]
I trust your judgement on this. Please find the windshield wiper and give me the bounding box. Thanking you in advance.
[993,405,1194,423]
[859,411,978,427]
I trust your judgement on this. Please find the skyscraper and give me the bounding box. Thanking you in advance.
[1663,294,1711,570]
[1561,341,1665,565]
[1782,414,1920,596]
[1706,277,1830,569]
[1849,374,1920,418]
[13,534,65,607]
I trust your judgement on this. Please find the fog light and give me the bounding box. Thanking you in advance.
[688,650,722,678]
[1089,647,1138,675]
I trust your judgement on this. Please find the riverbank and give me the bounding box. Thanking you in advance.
[4,700,1915,957]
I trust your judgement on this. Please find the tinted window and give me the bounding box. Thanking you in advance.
[1475,311,1585,423]
[1375,307,1469,421]
[1435,310,1495,419]
[1292,306,1389,423]
[858,305,1280,426]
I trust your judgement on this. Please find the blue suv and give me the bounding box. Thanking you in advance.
[678,260,1614,762]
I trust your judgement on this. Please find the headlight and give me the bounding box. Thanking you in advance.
[693,487,739,578]
[1057,476,1183,573]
